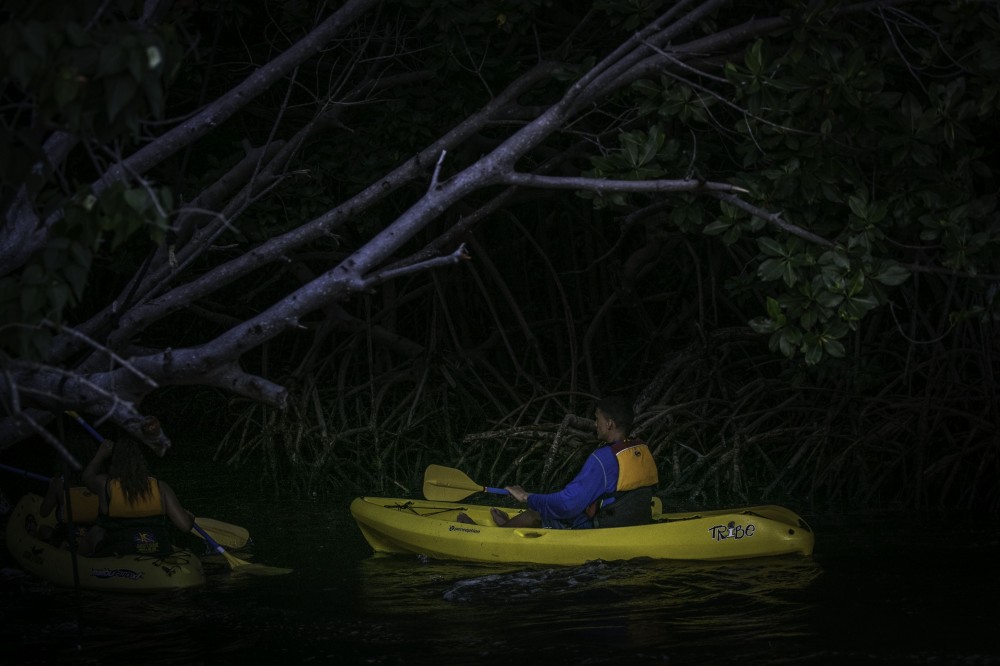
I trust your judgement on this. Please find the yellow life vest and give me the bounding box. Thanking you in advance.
[106,478,164,519]
[612,439,659,491]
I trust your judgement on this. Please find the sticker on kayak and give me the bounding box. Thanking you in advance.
[448,525,481,534]
[708,521,756,541]
[90,567,144,581]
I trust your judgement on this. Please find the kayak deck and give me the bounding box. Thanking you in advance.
[6,493,205,592]
[351,496,814,566]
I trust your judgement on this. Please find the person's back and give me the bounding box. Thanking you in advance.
[591,433,658,528]
[82,434,194,556]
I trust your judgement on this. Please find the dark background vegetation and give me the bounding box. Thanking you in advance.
[1,1,998,515]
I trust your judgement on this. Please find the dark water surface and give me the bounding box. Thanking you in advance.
[2,459,998,665]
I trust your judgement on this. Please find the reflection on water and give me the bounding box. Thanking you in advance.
[3,474,1000,665]
[357,555,823,663]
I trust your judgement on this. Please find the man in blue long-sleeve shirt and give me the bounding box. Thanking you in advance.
[490,396,659,529]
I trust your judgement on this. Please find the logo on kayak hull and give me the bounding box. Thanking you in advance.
[448,525,481,534]
[708,521,756,541]
[91,567,144,581]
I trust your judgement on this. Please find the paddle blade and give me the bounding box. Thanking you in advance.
[192,517,252,549]
[222,551,293,576]
[191,521,292,575]
[422,464,483,501]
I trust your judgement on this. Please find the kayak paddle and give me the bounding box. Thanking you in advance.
[0,463,49,483]
[422,464,511,502]
[65,410,106,443]
[191,522,292,576]
[190,517,252,550]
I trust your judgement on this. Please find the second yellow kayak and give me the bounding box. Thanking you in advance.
[350,496,814,565]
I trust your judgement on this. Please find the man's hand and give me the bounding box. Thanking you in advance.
[505,485,531,503]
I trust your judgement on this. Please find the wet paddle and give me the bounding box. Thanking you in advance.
[191,517,252,550]
[191,523,292,576]
[422,464,510,501]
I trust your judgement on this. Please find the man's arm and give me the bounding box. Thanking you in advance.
[527,452,612,519]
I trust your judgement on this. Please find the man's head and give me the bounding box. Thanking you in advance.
[595,395,634,441]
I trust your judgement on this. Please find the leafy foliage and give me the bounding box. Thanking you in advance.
[1,0,179,357]
[583,4,999,364]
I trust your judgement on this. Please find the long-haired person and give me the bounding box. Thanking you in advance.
[81,432,194,556]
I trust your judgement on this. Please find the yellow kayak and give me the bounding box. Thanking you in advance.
[350,496,814,565]
[6,493,205,592]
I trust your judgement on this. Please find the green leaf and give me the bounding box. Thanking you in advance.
[68,241,91,268]
[826,320,850,338]
[804,343,823,365]
[622,132,641,165]
[143,76,164,118]
[766,296,782,320]
[722,225,742,246]
[758,257,785,281]
[783,262,799,287]
[632,79,660,95]
[779,331,797,358]
[158,187,174,212]
[48,283,73,316]
[820,249,851,269]
[847,271,866,297]
[146,45,163,70]
[703,219,731,235]
[124,188,148,213]
[757,237,785,257]
[746,39,764,75]
[638,127,663,165]
[848,195,868,219]
[841,294,879,319]
[868,201,888,224]
[874,265,910,286]
[106,74,138,122]
[815,290,844,308]
[63,263,89,300]
[822,337,846,358]
[98,43,124,77]
[749,316,776,334]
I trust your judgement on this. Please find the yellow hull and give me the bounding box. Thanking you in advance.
[6,493,205,592]
[351,496,814,565]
